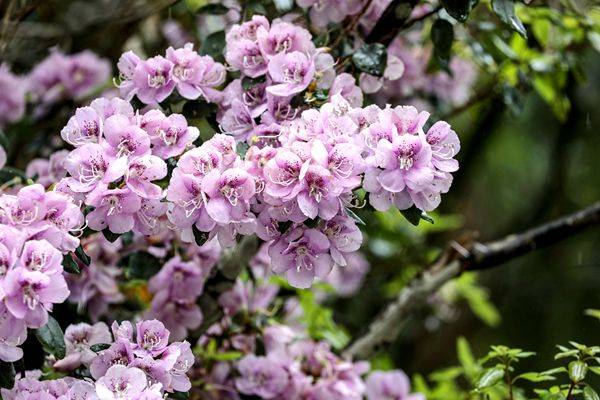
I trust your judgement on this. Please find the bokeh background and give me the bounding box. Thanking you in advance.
[2,0,599,384]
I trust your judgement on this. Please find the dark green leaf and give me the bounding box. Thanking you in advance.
[125,251,162,280]
[241,75,267,90]
[62,253,81,274]
[0,167,28,184]
[442,0,471,22]
[195,3,229,14]
[192,225,209,247]
[352,43,388,77]
[0,129,9,150]
[201,31,226,60]
[75,244,91,266]
[491,0,527,38]
[400,206,434,226]
[431,19,454,71]
[170,391,190,400]
[0,361,15,388]
[182,100,218,120]
[102,229,121,243]
[345,207,365,226]
[236,142,250,158]
[35,316,66,359]
[90,343,111,352]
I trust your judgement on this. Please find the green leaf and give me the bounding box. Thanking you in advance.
[102,228,121,243]
[584,309,600,321]
[90,343,111,352]
[441,0,471,22]
[400,206,434,226]
[589,366,600,375]
[457,337,478,379]
[62,253,81,274]
[212,351,243,361]
[192,225,209,247]
[477,367,505,389]
[201,31,226,60]
[584,387,600,400]
[0,167,27,184]
[125,251,162,280]
[35,316,66,359]
[298,290,350,349]
[569,361,588,383]
[588,32,600,53]
[352,43,388,77]
[170,391,190,400]
[0,361,15,388]
[491,0,527,38]
[345,207,365,226]
[514,372,555,382]
[74,244,91,266]
[431,19,454,71]
[0,129,9,150]
[194,3,229,14]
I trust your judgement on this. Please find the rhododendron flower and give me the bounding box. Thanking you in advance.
[0,304,27,362]
[3,268,69,328]
[426,121,460,173]
[19,239,63,274]
[203,168,256,224]
[134,320,170,357]
[267,51,315,96]
[85,185,142,233]
[61,106,103,146]
[54,322,112,370]
[0,64,26,127]
[321,216,363,266]
[125,155,167,199]
[132,55,175,104]
[102,114,151,160]
[63,143,120,192]
[235,354,291,398]
[269,227,332,288]
[365,371,425,400]
[257,21,315,58]
[95,364,154,400]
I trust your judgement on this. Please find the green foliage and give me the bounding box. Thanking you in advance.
[297,290,350,350]
[491,0,527,38]
[444,273,502,327]
[35,316,66,359]
[352,43,388,77]
[417,332,600,400]
[431,19,454,72]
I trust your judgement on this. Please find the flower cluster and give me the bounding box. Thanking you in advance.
[49,319,194,395]
[3,320,191,400]
[59,97,199,235]
[117,43,226,105]
[0,184,84,361]
[219,17,363,143]
[296,0,364,30]
[191,277,423,400]
[145,240,220,340]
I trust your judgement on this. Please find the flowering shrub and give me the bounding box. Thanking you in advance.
[0,0,598,399]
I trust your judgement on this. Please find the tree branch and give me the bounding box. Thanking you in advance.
[343,201,600,359]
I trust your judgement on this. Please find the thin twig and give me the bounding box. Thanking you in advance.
[343,201,600,359]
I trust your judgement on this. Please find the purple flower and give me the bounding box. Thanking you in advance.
[125,155,167,199]
[132,56,175,104]
[235,354,291,398]
[90,338,134,379]
[61,106,103,146]
[95,364,149,399]
[144,112,199,159]
[2,268,69,328]
[321,216,363,266]
[269,227,332,288]
[53,322,112,370]
[135,320,169,357]
[0,304,27,362]
[267,51,315,97]
[202,168,256,225]
[365,370,425,400]
[63,143,120,193]
[19,239,63,275]
[59,50,111,99]
[102,114,151,160]
[148,256,205,301]
[117,50,142,101]
[0,64,26,127]
[225,39,268,78]
[257,21,315,59]
[425,121,460,173]
[326,251,370,297]
[85,185,142,234]
[144,291,203,341]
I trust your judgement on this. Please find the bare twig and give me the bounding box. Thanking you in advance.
[344,201,600,359]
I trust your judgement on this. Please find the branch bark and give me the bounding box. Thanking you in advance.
[343,201,600,359]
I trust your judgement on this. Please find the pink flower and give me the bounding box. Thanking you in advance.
[53,322,112,371]
[95,364,150,399]
[365,370,425,400]
[256,21,315,59]
[267,51,315,97]
[125,155,167,199]
[85,185,142,234]
[225,39,268,78]
[425,121,460,173]
[61,106,103,146]
[132,56,175,104]
[269,227,332,288]
[102,114,151,160]
[202,168,256,225]
[0,64,26,127]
